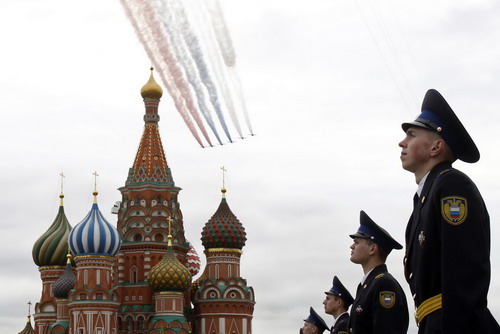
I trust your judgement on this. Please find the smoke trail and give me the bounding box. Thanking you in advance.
[206,0,236,67]
[157,0,234,143]
[184,0,244,139]
[206,0,254,135]
[151,0,223,146]
[227,68,254,135]
[120,0,210,147]
[140,0,214,147]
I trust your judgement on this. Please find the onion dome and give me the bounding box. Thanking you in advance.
[147,234,192,291]
[201,187,246,249]
[52,252,76,299]
[18,315,35,334]
[140,67,163,99]
[186,241,201,276]
[68,191,122,257]
[32,194,72,267]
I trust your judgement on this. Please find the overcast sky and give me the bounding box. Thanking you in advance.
[1,0,500,333]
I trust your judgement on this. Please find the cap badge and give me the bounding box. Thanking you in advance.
[441,196,468,226]
[418,231,426,246]
[379,291,396,308]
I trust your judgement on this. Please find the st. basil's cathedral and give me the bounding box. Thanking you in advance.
[20,69,255,334]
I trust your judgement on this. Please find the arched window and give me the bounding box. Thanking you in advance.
[130,266,138,283]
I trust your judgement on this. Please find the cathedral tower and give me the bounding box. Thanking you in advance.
[67,190,122,334]
[114,68,193,332]
[32,193,72,334]
[193,187,255,334]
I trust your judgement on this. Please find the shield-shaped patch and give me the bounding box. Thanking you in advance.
[379,291,396,308]
[441,196,468,226]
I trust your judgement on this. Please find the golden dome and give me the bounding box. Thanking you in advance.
[147,235,192,291]
[140,67,163,99]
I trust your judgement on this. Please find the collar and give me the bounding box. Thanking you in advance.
[416,172,430,197]
[360,268,374,285]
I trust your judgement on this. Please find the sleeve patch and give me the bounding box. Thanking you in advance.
[379,291,396,308]
[441,196,468,226]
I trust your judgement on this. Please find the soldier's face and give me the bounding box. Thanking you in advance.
[323,294,340,315]
[302,321,318,334]
[398,127,435,173]
[350,238,372,264]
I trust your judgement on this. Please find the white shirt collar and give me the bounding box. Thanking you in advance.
[416,172,430,197]
[361,268,374,285]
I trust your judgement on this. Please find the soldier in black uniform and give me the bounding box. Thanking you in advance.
[323,276,353,334]
[348,210,409,334]
[399,89,500,333]
[300,307,329,334]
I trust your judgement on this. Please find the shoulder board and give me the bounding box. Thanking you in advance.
[438,169,452,177]
[375,273,385,279]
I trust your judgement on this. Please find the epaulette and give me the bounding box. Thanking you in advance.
[375,273,385,279]
[438,169,452,177]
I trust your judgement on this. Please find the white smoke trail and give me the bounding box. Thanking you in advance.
[120,0,206,148]
[158,0,234,143]
[206,0,236,67]
[151,0,223,146]
[184,0,244,139]
[206,0,254,136]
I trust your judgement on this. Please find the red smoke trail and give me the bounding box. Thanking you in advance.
[120,0,210,147]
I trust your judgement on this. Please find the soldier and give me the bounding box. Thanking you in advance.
[300,307,329,334]
[399,89,500,333]
[323,276,353,334]
[348,210,409,334]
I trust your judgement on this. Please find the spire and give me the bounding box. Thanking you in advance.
[18,302,34,334]
[127,68,173,185]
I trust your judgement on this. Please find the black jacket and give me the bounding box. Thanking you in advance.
[331,312,349,334]
[349,264,408,334]
[405,161,500,333]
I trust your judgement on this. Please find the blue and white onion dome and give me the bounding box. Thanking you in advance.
[69,191,121,257]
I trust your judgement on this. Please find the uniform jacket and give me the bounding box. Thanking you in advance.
[331,312,349,334]
[405,161,500,333]
[349,264,409,334]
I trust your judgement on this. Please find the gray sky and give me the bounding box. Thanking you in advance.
[1,0,500,333]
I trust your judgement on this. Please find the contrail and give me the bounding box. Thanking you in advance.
[152,0,223,145]
[185,0,244,139]
[159,0,234,143]
[206,0,254,136]
[141,0,213,147]
[120,0,211,147]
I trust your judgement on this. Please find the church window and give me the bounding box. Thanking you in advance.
[96,269,101,285]
[96,293,103,300]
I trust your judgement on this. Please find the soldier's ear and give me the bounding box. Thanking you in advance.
[430,138,446,157]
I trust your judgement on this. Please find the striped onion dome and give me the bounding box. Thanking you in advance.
[32,194,72,267]
[68,191,121,257]
[201,188,246,250]
[147,235,192,291]
[186,241,201,276]
[52,253,76,299]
